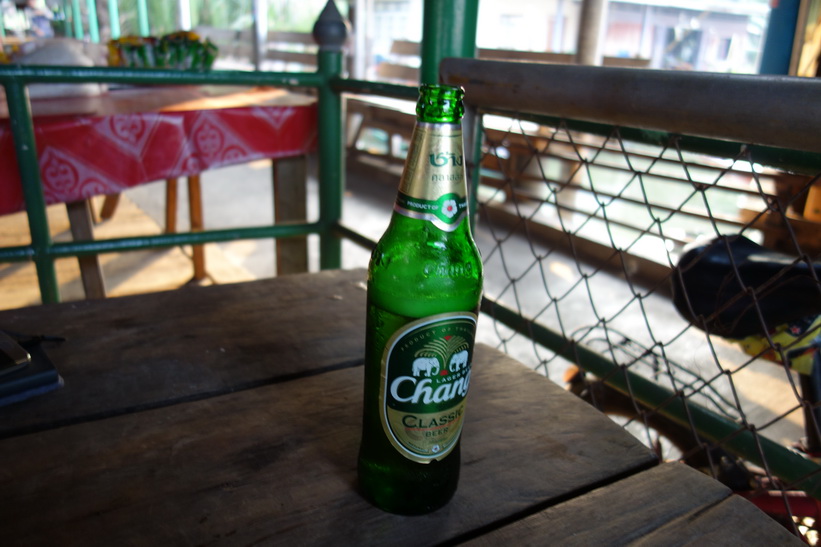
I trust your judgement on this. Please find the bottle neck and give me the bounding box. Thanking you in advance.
[393,121,468,233]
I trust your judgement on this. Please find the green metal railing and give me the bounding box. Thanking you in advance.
[440,57,821,501]
[0,0,475,304]
[0,65,337,304]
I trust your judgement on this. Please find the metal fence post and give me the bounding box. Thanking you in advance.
[137,0,150,37]
[313,0,349,270]
[419,0,479,85]
[71,0,83,39]
[86,0,100,42]
[4,81,59,303]
[109,0,121,40]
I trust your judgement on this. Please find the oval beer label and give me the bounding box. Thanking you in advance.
[379,312,477,463]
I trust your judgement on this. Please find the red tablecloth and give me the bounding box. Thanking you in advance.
[0,86,318,216]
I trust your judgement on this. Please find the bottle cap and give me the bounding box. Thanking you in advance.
[417,84,465,123]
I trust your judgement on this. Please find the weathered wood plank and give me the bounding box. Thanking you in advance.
[465,463,803,546]
[66,199,106,299]
[0,344,655,546]
[0,269,368,437]
[634,492,804,546]
[273,155,309,275]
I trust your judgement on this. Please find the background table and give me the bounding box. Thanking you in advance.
[0,85,317,215]
[0,85,318,296]
[0,269,801,545]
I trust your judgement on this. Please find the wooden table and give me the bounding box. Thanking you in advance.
[0,270,801,545]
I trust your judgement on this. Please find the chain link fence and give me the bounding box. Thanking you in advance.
[344,60,821,537]
[435,60,821,539]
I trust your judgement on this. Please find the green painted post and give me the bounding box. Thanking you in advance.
[108,0,121,39]
[61,0,73,38]
[312,1,349,270]
[4,82,60,303]
[71,0,83,39]
[86,0,100,42]
[0,7,5,38]
[137,0,150,37]
[468,109,483,231]
[420,0,479,85]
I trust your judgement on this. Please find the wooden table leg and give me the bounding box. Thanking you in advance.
[66,199,106,299]
[165,178,178,234]
[98,194,120,222]
[273,155,308,275]
[187,175,207,281]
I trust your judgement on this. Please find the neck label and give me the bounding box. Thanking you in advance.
[396,123,467,231]
[395,191,468,232]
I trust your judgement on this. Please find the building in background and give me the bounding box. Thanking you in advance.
[361,0,772,76]
[0,0,776,75]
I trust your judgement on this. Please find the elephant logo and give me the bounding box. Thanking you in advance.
[414,335,470,377]
[412,357,440,377]
[449,350,468,372]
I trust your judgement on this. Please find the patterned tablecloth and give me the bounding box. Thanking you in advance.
[0,85,318,216]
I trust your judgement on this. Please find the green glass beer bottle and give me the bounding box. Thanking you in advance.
[357,84,483,515]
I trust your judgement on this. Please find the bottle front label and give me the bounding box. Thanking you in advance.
[379,312,477,463]
[395,123,468,232]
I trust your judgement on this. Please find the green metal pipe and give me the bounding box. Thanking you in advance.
[330,77,418,100]
[333,223,376,252]
[86,0,100,42]
[0,245,33,262]
[136,0,150,36]
[46,222,322,257]
[482,296,821,499]
[4,81,59,303]
[316,49,344,270]
[60,0,73,38]
[108,0,121,39]
[420,0,479,85]
[0,65,325,88]
[71,0,83,39]
[0,6,5,38]
[468,107,483,231]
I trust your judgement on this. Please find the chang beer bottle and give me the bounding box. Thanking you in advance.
[358,84,483,514]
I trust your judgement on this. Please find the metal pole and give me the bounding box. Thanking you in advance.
[86,0,100,43]
[575,0,608,65]
[136,0,149,37]
[419,0,479,85]
[760,0,801,75]
[251,0,268,71]
[108,0,121,39]
[61,0,73,38]
[4,82,59,303]
[71,0,83,39]
[178,0,192,31]
[352,0,371,79]
[551,0,565,52]
[313,1,349,270]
